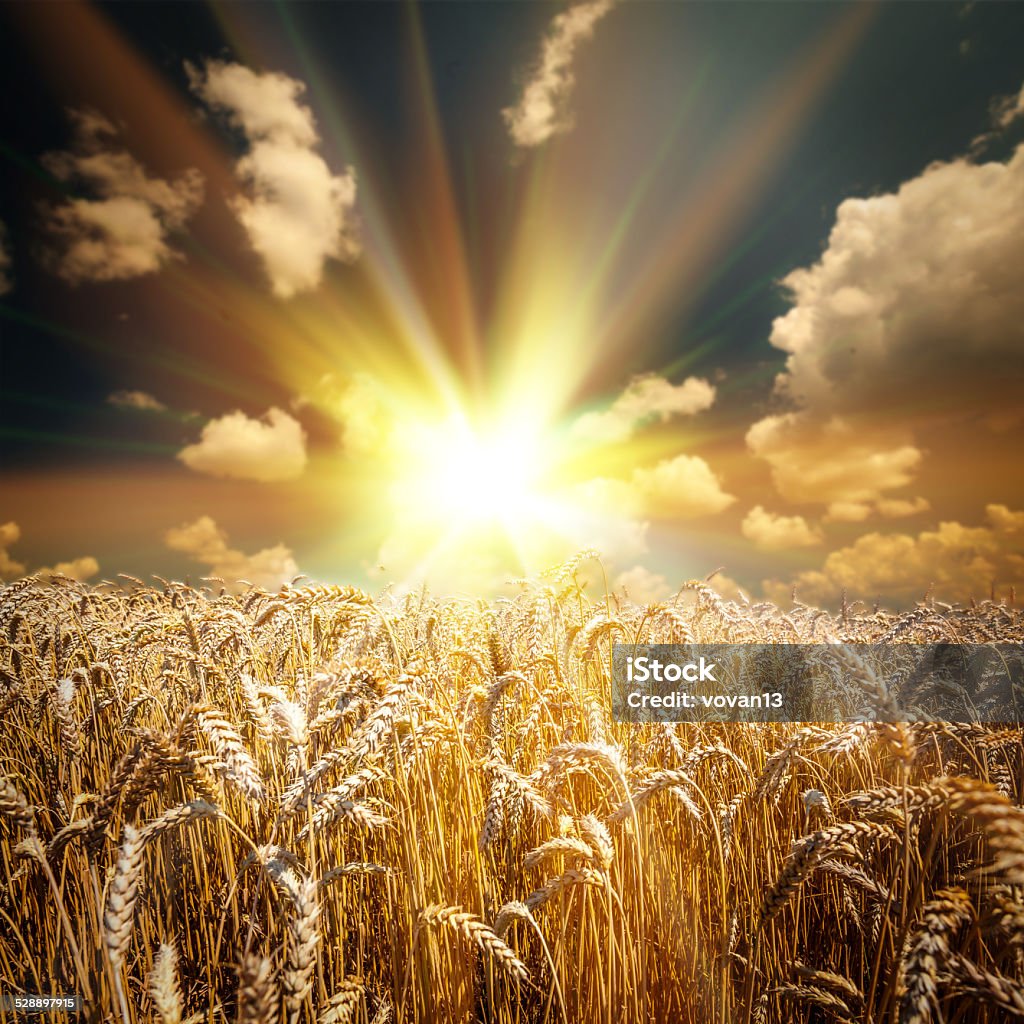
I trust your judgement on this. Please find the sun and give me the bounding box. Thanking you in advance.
[369,402,627,587]
[398,416,549,530]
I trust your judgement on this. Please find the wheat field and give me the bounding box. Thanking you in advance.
[1,563,1023,1023]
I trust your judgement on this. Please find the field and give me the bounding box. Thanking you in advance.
[2,566,1024,1023]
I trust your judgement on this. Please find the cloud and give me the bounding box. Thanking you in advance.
[563,484,651,561]
[577,453,734,527]
[503,0,615,148]
[706,573,747,604]
[298,372,393,457]
[877,496,930,519]
[748,136,1024,506]
[993,82,1024,129]
[741,505,822,551]
[0,220,12,295]
[631,454,736,519]
[571,375,716,444]
[40,109,204,284]
[188,60,359,298]
[825,501,873,524]
[107,389,166,412]
[825,496,929,523]
[763,505,1024,607]
[1,521,98,582]
[178,407,307,482]
[987,502,1024,532]
[334,377,393,456]
[747,417,923,508]
[615,566,750,607]
[37,556,99,582]
[615,565,671,605]
[165,515,297,590]
[0,522,26,578]
[971,80,1024,152]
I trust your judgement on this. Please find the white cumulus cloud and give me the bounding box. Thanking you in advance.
[617,567,750,607]
[572,374,716,444]
[577,453,735,525]
[165,515,298,591]
[40,109,204,284]
[741,505,822,551]
[503,0,615,148]
[971,79,1024,151]
[615,565,671,605]
[188,60,360,298]
[298,372,394,457]
[877,496,930,519]
[987,502,1024,532]
[631,454,736,519]
[1,521,98,582]
[993,82,1024,129]
[178,407,307,482]
[763,504,1024,608]
[825,501,873,524]
[705,573,747,604]
[824,496,930,524]
[747,416,923,510]
[37,556,100,582]
[748,134,1024,507]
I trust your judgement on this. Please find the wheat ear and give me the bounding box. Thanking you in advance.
[317,978,365,1023]
[0,774,37,834]
[284,875,321,1021]
[524,836,595,870]
[148,942,183,1024]
[422,904,528,980]
[947,953,1024,1017]
[759,821,896,928]
[140,800,219,845]
[196,705,267,801]
[237,954,279,1024]
[525,866,606,911]
[900,888,974,1024]
[104,823,143,1022]
[105,823,144,970]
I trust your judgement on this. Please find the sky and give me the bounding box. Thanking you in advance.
[1,0,1023,607]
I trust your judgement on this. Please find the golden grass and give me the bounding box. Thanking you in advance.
[1,568,1023,1022]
